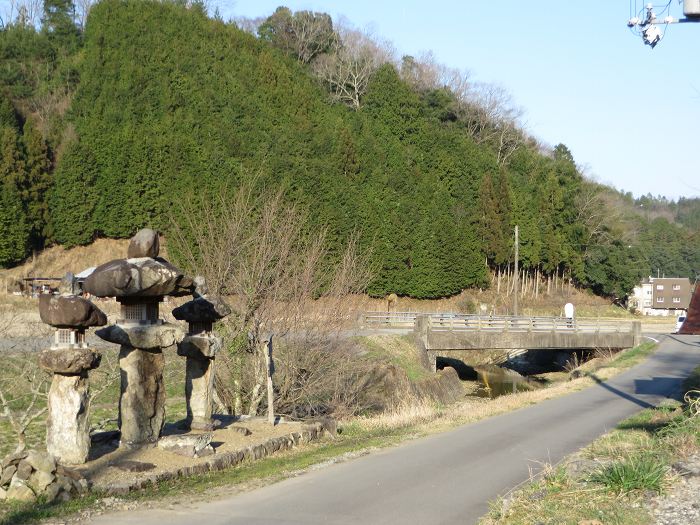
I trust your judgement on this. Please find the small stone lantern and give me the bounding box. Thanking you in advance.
[38,273,107,464]
[173,281,231,431]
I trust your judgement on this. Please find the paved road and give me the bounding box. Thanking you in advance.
[90,334,700,525]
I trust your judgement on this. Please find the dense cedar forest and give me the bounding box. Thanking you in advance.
[1,0,698,300]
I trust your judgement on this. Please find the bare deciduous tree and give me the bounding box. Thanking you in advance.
[450,82,525,165]
[258,7,337,64]
[74,0,95,31]
[235,16,265,35]
[168,181,373,417]
[313,23,393,110]
[0,353,50,453]
[3,0,42,28]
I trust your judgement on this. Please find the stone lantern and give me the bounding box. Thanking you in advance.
[173,279,231,431]
[83,229,194,448]
[38,273,107,464]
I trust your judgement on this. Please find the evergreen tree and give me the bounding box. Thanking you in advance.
[42,0,79,49]
[49,142,98,246]
[21,118,52,243]
[0,182,29,267]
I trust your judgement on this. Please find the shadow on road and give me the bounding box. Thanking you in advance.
[587,373,654,409]
[665,335,700,348]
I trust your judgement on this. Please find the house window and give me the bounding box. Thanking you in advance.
[672,284,681,290]
[656,285,664,290]
[657,297,664,303]
[644,300,652,306]
[673,297,681,303]
[646,290,652,295]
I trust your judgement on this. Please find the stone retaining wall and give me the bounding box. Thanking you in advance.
[94,422,325,495]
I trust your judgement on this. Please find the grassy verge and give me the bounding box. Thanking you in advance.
[0,341,662,524]
[480,366,700,525]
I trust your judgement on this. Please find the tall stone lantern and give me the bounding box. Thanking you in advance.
[173,279,231,431]
[38,273,107,464]
[83,229,194,448]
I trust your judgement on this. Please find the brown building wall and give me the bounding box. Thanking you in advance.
[651,278,691,310]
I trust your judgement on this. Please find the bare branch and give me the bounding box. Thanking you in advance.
[313,23,393,109]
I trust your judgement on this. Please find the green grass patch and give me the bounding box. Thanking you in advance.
[683,366,700,393]
[588,453,666,494]
[601,341,657,370]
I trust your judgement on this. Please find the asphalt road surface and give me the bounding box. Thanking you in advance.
[89,334,700,525]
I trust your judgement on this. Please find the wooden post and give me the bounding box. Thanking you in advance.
[263,337,275,425]
[513,225,519,316]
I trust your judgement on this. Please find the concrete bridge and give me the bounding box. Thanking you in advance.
[406,314,642,371]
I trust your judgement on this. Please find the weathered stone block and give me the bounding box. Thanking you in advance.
[158,433,212,458]
[39,348,101,375]
[231,426,252,436]
[118,346,165,447]
[27,470,54,493]
[183,355,215,431]
[0,464,17,486]
[177,335,220,359]
[43,482,60,503]
[97,324,184,350]
[14,460,32,481]
[127,228,160,259]
[46,374,91,464]
[7,479,35,502]
[1,451,27,469]
[111,461,156,473]
[25,450,56,474]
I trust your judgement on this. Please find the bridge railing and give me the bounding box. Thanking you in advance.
[362,311,635,334]
[427,316,629,334]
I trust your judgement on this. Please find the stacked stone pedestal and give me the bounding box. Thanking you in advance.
[95,301,185,448]
[178,335,221,430]
[118,345,166,446]
[38,275,106,464]
[45,368,92,464]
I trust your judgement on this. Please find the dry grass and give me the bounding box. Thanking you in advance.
[0,238,130,284]
[353,399,450,431]
[0,237,646,326]
[351,374,598,436]
[351,342,657,437]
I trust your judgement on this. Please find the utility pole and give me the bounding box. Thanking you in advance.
[514,225,519,317]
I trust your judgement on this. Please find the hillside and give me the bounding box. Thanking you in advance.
[0,0,698,300]
[0,238,128,291]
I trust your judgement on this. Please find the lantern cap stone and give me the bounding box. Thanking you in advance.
[39,294,107,328]
[83,258,194,298]
[172,296,231,323]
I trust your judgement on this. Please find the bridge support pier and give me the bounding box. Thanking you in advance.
[427,351,437,373]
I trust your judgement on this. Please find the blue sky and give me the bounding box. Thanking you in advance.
[213,0,699,200]
[2,0,697,199]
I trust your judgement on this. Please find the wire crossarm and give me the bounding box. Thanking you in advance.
[627,2,700,48]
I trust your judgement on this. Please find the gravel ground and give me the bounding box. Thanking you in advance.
[651,455,700,525]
